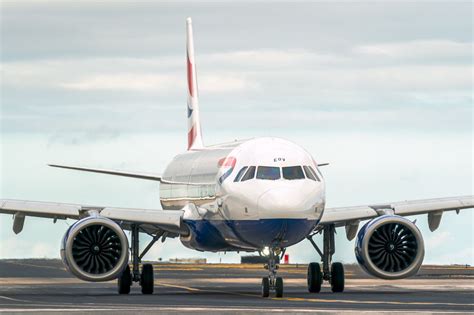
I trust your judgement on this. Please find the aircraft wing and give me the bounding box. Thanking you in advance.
[0,199,183,234]
[320,195,474,239]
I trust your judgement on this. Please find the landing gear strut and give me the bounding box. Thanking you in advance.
[261,248,285,298]
[118,224,163,294]
[306,224,345,293]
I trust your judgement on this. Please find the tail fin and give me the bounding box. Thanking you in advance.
[186,17,204,150]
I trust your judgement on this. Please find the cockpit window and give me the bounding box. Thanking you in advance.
[240,166,256,181]
[303,165,320,181]
[282,166,305,180]
[256,166,281,180]
[234,166,248,182]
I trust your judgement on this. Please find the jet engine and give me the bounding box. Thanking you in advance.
[355,215,424,279]
[61,216,129,282]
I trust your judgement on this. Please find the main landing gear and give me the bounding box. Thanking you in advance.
[261,248,285,298]
[118,224,163,294]
[306,224,345,293]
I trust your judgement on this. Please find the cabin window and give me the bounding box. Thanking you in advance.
[199,184,215,198]
[282,166,305,180]
[240,166,256,181]
[303,165,320,181]
[234,166,249,182]
[256,166,281,180]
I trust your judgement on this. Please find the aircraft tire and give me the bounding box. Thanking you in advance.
[118,265,131,294]
[307,262,322,293]
[141,263,154,294]
[261,277,270,297]
[330,262,344,293]
[275,277,284,298]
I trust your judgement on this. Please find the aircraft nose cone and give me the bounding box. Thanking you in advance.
[258,188,307,216]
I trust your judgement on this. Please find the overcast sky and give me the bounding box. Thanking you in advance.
[0,1,472,264]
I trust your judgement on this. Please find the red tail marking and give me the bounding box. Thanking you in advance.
[187,55,194,97]
[187,125,197,149]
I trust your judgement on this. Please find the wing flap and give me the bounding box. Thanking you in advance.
[100,207,182,227]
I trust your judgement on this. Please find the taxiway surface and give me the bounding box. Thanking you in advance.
[0,259,472,314]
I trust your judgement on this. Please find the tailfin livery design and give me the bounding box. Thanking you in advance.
[218,156,237,184]
[186,17,203,150]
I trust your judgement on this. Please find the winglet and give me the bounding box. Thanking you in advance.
[186,17,204,150]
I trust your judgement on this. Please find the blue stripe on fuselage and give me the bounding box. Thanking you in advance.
[182,218,318,251]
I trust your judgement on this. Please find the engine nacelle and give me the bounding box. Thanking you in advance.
[61,216,129,282]
[355,215,424,280]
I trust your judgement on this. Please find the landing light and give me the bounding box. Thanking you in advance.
[262,247,270,256]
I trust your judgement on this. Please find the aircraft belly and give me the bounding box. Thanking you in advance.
[181,218,318,251]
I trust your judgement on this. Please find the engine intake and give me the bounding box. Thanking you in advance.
[61,216,129,282]
[355,215,424,279]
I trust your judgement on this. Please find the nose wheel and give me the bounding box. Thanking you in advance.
[306,224,345,293]
[261,276,283,298]
[261,277,270,297]
[261,248,284,298]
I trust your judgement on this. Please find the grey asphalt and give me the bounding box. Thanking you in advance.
[0,259,473,314]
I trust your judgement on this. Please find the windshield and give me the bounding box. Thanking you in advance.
[303,165,320,181]
[282,166,305,180]
[234,166,248,182]
[241,166,256,181]
[256,166,281,180]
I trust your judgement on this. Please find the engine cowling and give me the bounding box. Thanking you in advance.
[355,215,424,280]
[61,216,129,282]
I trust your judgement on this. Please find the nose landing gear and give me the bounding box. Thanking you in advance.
[306,224,345,293]
[261,247,284,298]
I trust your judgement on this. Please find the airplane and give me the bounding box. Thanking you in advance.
[1,17,473,298]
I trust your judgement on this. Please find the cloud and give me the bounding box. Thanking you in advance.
[60,74,182,91]
[425,231,453,250]
[3,49,471,97]
[2,48,471,133]
[202,49,345,68]
[60,73,258,93]
[3,37,471,91]
[0,237,59,259]
[2,55,263,94]
[354,40,473,62]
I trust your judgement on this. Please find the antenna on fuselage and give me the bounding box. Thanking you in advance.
[186,17,204,150]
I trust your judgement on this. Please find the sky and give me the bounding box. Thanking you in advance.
[0,1,472,265]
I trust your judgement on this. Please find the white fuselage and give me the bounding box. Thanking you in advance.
[160,137,325,251]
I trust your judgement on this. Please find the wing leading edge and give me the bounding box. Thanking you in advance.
[0,199,183,234]
[320,195,474,239]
